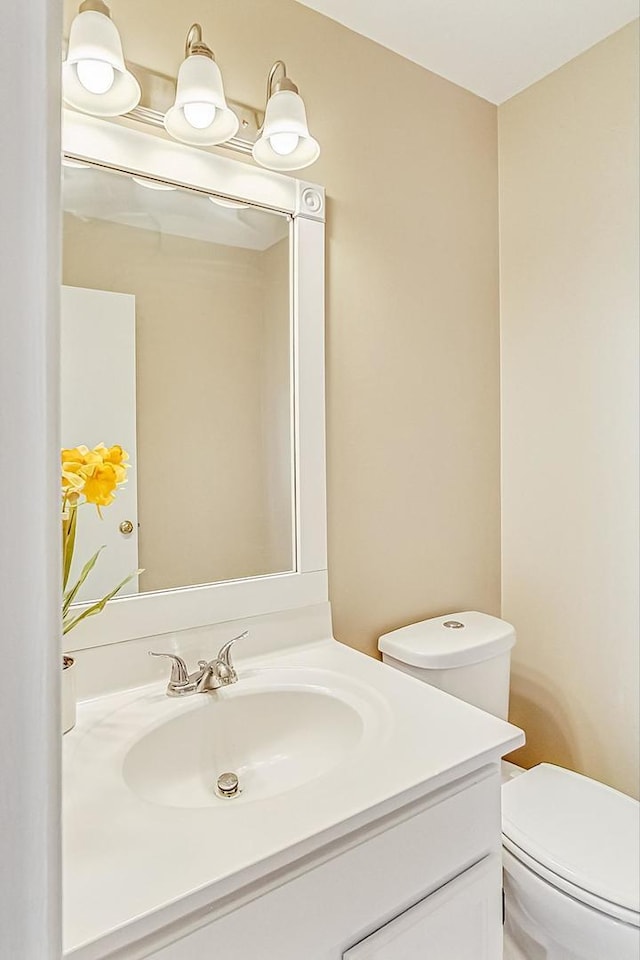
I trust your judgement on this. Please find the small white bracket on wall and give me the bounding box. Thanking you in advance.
[295,183,325,221]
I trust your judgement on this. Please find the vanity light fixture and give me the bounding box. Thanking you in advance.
[62,17,321,170]
[62,0,141,117]
[252,61,320,171]
[163,24,239,147]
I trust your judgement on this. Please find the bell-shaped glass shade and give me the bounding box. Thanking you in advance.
[163,55,239,146]
[62,9,141,117]
[252,90,320,171]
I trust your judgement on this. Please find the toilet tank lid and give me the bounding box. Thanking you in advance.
[378,611,515,669]
[502,764,640,915]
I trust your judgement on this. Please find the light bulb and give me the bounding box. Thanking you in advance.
[131,176,177,191]
[62,158,91,169]
[76,58,115,95]
[269,133,300,156]
[209,196,249,209]
[183,101,217,129]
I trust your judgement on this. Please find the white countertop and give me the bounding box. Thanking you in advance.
[63,637,523,957]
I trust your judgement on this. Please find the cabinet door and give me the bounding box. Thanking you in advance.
[343,857,500,960]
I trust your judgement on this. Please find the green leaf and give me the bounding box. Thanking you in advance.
[62,546,105,618]
[62,504,78,591]
[62,568,142,636]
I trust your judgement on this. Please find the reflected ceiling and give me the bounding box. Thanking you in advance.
[62,163,289,251]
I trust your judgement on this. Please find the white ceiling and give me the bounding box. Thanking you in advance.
[296,0,639,103]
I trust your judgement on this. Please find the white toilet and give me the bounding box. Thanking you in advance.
[378,612,640,960]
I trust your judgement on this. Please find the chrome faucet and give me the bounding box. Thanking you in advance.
[149,630,248,697]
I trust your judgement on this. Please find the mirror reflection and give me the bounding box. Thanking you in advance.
[62,162,294,603]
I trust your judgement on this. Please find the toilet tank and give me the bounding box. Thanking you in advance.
[378,612,516,719]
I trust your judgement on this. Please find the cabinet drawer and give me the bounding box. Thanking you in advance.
[343,857,501,960]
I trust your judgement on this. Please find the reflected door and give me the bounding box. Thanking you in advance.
[61,285,139,602]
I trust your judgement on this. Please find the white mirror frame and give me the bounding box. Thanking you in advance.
[62,110,327,651]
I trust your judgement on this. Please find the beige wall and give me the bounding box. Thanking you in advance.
[62,0,639,795]
[63,214,292,590]
[63,0,503,654]
[499,23,640,797]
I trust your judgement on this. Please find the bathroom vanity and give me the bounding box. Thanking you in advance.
[63,605,523,959]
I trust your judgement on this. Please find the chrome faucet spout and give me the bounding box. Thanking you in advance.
[194,659,223,693]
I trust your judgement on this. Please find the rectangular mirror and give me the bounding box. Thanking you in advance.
[62,161,295,603]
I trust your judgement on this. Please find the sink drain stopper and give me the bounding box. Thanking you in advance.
[216,772,240,798]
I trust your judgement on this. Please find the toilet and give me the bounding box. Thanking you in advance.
[378,612,640,960]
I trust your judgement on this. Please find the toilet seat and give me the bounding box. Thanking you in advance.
[502,763,640,926]
[503,835,639,926]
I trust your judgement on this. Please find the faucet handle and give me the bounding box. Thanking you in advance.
[148,651,189,686]
[216,630,248,672]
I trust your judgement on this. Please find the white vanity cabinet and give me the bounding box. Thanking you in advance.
[144,768,503,960]
[63,625,522,959]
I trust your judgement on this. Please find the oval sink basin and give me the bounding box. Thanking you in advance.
[122,684,365,808]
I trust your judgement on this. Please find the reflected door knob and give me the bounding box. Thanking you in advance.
[119,520,135,535]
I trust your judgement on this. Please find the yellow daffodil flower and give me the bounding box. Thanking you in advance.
[61,441,137,637]
[82,461,119,509]
[60,443,129,511]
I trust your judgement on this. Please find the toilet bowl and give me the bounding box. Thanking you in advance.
[378,613,640,960]
[502,763,640,960]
